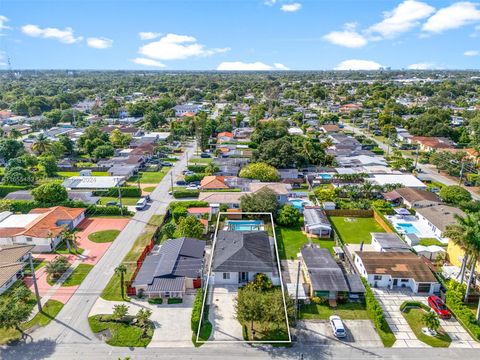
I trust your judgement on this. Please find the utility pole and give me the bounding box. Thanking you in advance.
[414,146,420,169]
[294,261,301,323]
[170,170,174,192]
[458,160,465,185]
[28,253,42,312]
[117,184,123,216]
[386,129,391,157]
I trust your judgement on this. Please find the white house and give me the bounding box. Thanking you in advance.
[354,251,440,295]
[211,230,279,286]
[368,174,426,189]
[415,205,466,240]
[303,207,332,237]
[371,233,411,252]
[0,244,34,295]
[62,176,125,190]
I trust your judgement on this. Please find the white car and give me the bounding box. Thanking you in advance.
[186,185,199,191]
[329,315,346,338]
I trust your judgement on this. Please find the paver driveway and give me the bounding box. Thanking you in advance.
[372,287,480,348]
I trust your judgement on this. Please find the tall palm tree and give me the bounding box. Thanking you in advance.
[61,229,79,253]
[32,133,51,155]
[115,265,128,300]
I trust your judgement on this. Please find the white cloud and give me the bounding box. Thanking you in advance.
[423,1,480,33]
[132,57,166,68]
[464,50,479,56]
[0,15,10,31]
[334,59,383,70]
[324,24,368,48]
[407,62,434,69]
[139,33,229,61]
[217,61,289,71]
[21,24,82,44]
[87,37,113,49]
[264,0,277,6]
[281,3,302,12]
[368,0,435,38]
[139,32,162,40]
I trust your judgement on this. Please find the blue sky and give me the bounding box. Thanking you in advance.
[1,0,480,70]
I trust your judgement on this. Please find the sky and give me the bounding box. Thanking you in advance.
[1,0,480,70]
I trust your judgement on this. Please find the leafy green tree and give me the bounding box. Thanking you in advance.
[174,216,204,238]
[0,139,24,161]
[162,222,176,239]
[45,256,70,280]
[144,111,165,130]
[115,265,128,300]
[92,145,114,159]
[3,167,35,185]
[39,155,59,177]
[239,162,280,182]
[314,187,336,203]
[58,134,74,155]
[110,129,132,148]
[439,185,472,205]
[240,188,278,214]
[235,286,264,333]
[32,183,68,204]
[172,206,188,223]
[253,138,298,168]
[276,204,300,227]
[0,285,34,338]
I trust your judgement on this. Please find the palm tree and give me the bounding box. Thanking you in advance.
[115,265,127,300]
[60,229,72,253]
[32,133,51,155]
[112,304,129,323]
[422,311,440,333]
[61,229,79,253]
[135,308,152,336]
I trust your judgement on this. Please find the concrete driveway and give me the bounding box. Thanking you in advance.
[209,285,243,341]
[297,319,383,348]
[89,295,195,347]
[373,287,480,348]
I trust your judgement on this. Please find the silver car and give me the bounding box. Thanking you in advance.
[329,315,346,338]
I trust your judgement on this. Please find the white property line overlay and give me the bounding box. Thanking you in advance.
[196,211,292,344]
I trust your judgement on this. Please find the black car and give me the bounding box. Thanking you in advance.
[200,153,211,158]
[464,181,475,187]
[176,180,187,186]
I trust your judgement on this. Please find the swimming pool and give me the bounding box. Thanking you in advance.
[318,173,333,180]
[288,198,313,211]
[225,220,264,231]
[396,223,420,235]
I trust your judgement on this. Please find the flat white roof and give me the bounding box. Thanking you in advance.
[0,213,41,228]
[369,174,426,188]
[62,176,124,189]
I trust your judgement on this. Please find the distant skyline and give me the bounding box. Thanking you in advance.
[1,0,480,70]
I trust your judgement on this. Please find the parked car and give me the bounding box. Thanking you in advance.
[329,315,346,338]
[161,162,173,167]
[184,170,195,176]
[145,195,151,202]
[200,153,211,158]
[428,295,451,319]
[105,201,119,206]
[135,198,148,210]
[464,181,475,187]
[186,185,199,191]
[176,180,187,186]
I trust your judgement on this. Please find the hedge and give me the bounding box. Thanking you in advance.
[0,199,87,213]
[362,278,396,347]
[399,300,430,312]
[86,205,132,216]
[445,281,480,341]
[185,173,206,183]
[191,289,204,332]
[187,165,207,173]
[93,186,141,198]
[169,201,208,211]
[173,190,199,199]
[0,185,29,198]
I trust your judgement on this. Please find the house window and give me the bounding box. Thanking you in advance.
[223,273,230,280]
[26,237,33,242]
[373,275,382,281]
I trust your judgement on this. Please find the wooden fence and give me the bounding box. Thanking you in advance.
[324,209,373,217]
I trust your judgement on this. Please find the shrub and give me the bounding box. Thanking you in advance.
[173,190,199,199]
[187,165,207,173]
[148,298,163,305]
[172,206,188,223]
[311,296,328,305]
[167,298,183,304]
[93,186,141,198]
[439,185,472,205]
[185,173,205,183]
[191,289,204,332]
[169,200,208,211]
[86,205,133,216]
[445,280,480,340]
[276,204,300,227]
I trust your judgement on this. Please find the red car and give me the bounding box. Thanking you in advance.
[428,295,451,319]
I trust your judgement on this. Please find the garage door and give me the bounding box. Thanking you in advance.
[417,283,431,293]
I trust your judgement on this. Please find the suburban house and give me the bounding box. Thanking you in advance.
[368,174,426,189]
[371,233,411,252]
[354,251,440,294]
[62,176,125,190]
[382,187,442,208]
[173,104,202,117]
[211,230,279,286]
[0,206,86,252]
[340,103,362,113]
[410,136,456,152]
[303,207,332,238]
[320,124,340,133]
[301,245,365,300]
[217,131,234,143]
[4,190,100,205]
[248,183,291,205]
[336,155,387,168]
[0,244,34,295]
[198,192,243,208]
[200,176,230,190]
[415,205,466,239]
[131,237,205,299]
[107,164,138,178]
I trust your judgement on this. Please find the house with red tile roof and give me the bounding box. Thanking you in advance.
[200,176,230,190]
[217,132,234,143]
[0,206,86,252]
[410,136,456,152]
[340,104,362,113]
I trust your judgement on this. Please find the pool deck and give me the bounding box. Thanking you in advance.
[386,214,442,242]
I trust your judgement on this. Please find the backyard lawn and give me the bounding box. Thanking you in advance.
[88,229,121,243]
[402,307,452,347]
[99,197,140,206]
[419,238,447,247]
[62,264,94,287]
[300,302,369,320]
[129,168,169,184]
[329,216,385,244]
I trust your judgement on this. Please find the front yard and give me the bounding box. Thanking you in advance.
[62,264,94,287]
[88,229,121,243]
[402,306,452,347]
[329,216,385,244]
[300,302,369,320]
[129,168,169,184]
[99,197,140,206]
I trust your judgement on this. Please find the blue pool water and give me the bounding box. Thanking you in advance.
[288,198,312,211]
[396,223,420,235]
[226,220,263,231]
[318,173,333,179]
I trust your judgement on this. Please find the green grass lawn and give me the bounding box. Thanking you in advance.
[329,216,385,244]
[88,229,120,243]
[88,315,153,347]
[99,197,140,206]
[129,168,169,184]
[54,242,84,255]
[21,299,64,329]
[57,171,109,177]
[419,238,447,247]
[62,264,94,287]
[189,158,213,164]
[143,186,156,192]
[101,214,163,301]
[402,307,452,347]
[300,302,369,320]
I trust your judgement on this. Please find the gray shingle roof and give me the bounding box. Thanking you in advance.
[132,237,205,288]
[212,231,274,273]
[303,207,330,227]
[146,277,185,293]
[372,233,411,251]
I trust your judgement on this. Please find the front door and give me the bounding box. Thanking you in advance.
[239,272,248,283]
[393,279,398,286]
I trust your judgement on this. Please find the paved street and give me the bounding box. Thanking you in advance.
[27,142,196,346]
[343,124,480,201]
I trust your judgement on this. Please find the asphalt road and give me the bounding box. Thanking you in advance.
[28,142,197,346]
[343,124,480,201]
